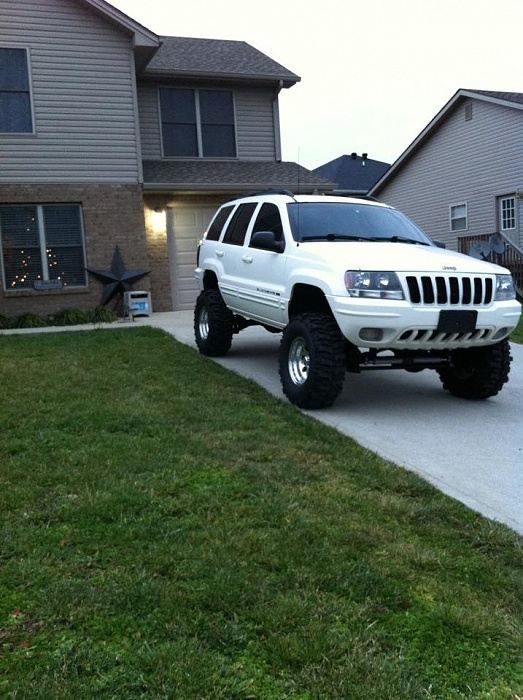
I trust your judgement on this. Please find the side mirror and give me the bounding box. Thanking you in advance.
[432,240,446,249]
[250,230,285,253]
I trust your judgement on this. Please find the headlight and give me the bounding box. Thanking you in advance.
[494,275,516,301]
[344,271,404,300]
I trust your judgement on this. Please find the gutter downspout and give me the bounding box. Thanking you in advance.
[273,80,284,162]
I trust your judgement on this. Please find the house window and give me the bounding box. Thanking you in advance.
[0,205,87,290]
[450,203,468,232]
[159,88,236,158]
[499,196,516,231]
[0,47,33,133]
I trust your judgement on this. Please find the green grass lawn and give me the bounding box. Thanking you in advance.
[510,301,523,343]
[0,328,521,700]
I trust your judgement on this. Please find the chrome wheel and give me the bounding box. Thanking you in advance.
[193,290,234,357]
[288,336,310,385]
[198,306,209,340]
[279,314,346,409]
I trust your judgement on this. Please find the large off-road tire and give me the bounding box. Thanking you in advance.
[279,313,346,409]
[194,289,234,357]
[437,339,512,399]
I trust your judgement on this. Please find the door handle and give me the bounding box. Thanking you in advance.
[215,250,224,257]
[242,255,253,263]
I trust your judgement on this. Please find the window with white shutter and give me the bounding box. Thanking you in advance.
[499,196,516,231]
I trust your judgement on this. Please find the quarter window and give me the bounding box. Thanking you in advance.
[499,196,516,231]
[0,47,33,133]
[0,205,87,290]
[206,205,234,241]
[450,203,467,232]
[159,88,236,158]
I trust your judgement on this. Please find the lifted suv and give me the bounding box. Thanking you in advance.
[194,191,521,409]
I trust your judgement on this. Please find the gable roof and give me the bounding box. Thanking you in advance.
[370,89,523,196]
[77,0,160,67]
[313,153,390,194]
[141,36,300,87]
[143,159,334,194]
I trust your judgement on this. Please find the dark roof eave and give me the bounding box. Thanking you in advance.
[141,69,300,87]
[143,181,334,193]
[79,0,160,47]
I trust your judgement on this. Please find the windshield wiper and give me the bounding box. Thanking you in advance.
[382,235,430,245]
[301,234,367,242]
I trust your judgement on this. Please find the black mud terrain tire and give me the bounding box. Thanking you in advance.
[194,289,234,357]
[279,313,346,409]
[437,339,512,399]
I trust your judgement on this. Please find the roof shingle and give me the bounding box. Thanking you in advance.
[465,90,523,105]
[143,159,334,193]
[143,36,300,86]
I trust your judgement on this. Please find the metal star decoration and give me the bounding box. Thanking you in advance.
[86,246,150,306]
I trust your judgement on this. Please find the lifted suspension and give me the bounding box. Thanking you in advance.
[346,347,452,373]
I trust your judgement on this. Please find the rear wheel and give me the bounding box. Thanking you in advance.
[437,339,512,399]
[194,289,234,357]
[279,313,346,409]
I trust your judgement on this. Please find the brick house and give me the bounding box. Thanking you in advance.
[0,0,332,316]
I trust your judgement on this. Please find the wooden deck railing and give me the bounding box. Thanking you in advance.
[458,232,523,297]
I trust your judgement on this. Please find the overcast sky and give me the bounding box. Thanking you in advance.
[110,0,523,170]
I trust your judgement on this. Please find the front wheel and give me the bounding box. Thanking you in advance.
[279,313,346,409]
[437,339,512,399]
[194,289,234,357]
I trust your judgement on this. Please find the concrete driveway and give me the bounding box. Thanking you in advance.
[143,311,523,536]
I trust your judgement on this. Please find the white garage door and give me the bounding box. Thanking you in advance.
[167,206,216,311]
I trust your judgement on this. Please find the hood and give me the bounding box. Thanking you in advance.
[306,241,510,275]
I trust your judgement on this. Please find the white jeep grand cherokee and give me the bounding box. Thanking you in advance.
[194,191,521,409]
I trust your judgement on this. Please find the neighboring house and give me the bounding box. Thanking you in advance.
[313,152,390,196]
[0,0,333,316]
[369,90,523,272]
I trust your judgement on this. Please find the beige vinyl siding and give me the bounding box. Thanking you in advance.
[235,88,276,160]
[377,99,523,249]
[0,0,141,183]
[137,84,277,161]
[137,83,162,158]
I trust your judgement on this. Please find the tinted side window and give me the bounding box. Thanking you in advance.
[206,205,234,241]
[223,203,257,246]
[250,203,284,243]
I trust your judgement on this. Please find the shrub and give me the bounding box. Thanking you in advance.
[50,308,92,326]
[90,306,119,323]
[12,313,48,328]
[0,314,10,329]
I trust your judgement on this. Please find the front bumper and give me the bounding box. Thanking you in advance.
[329,295,521,350]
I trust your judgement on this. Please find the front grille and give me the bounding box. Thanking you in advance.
[405,275,493,306]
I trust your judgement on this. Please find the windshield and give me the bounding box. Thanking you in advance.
[286,202,432,245]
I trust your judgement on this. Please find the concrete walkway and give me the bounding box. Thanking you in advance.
[3,310,522,535]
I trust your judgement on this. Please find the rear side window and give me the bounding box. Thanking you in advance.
[206,205,234,241]
[223,203,257,246]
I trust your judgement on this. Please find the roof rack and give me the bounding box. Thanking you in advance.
[348,194,381,202]
[236,188,296,199]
